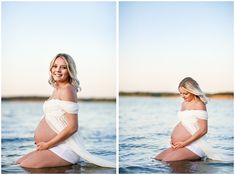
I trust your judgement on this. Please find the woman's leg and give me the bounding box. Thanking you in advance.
[155,147,175,160]
[16,150,37,164]
[20,150,72,168]
[162,148,201,162]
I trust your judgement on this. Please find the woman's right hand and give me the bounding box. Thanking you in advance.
[170,139,175,148]
[36,142,50,151]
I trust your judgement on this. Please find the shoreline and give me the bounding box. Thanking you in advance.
[119,92,234,99]
[2,92,233,102]
[1,96,116,102]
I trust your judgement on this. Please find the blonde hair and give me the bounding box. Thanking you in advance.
[178,77,208,104]
[48,53,81,92]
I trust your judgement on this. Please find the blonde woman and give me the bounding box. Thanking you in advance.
[155,77,223,162]
[16,53,115,168]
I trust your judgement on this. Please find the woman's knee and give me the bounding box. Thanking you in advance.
[16,155,27,164]
[162,154,180,162]
[155,154,163,160]
[16,156,28,165]
[20,160,33,168]
[16,158,22,164]
[156,148,174,161]
[20,159,44,168]
[162,157,174,162]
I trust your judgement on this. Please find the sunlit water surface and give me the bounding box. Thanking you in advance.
[2,100,116,174]
[119,96,233,174]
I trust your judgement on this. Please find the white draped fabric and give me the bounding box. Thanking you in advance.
[43,99,116,168]
[178,110,232,162]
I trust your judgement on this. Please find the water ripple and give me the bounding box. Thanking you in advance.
[2,101,116,174]
[119,97,234,173]
[2,137,33,143]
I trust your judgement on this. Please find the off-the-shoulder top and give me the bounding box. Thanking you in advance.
[178,110,208,134]
[42,98,116,168]
[178,110,208,121]
[43,99,79,133]
[177,109,233,161]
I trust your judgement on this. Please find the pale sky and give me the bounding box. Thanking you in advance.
[120,1,233,93]
[2,1,234,98]
[2,1,116,98]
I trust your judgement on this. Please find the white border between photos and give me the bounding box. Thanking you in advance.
[116,0,119,173]
[0,0,235,175]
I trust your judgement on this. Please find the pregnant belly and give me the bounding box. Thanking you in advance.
[171,122,192,144]
[34,117,57,144]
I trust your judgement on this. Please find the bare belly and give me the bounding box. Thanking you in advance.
[171,122,192,144]
[34,117,57,144]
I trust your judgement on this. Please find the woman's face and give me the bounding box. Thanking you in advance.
[179,86,195,102]
[51,57,69,84]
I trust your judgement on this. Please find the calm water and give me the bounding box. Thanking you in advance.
[2,100,116,174]
[119,96,234,174]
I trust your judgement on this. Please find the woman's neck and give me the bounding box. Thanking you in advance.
[55,81,70,89]
[187,96,200,104]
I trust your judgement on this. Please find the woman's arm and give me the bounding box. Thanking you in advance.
[36,113,78,151]
[172,119,208,149]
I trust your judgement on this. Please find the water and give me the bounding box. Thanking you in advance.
[119,96,234,173]
[2,100,116,174]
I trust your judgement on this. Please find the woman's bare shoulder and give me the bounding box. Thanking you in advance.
[180,101,186,110]
[59,84,78,102]
[194,100,207,111]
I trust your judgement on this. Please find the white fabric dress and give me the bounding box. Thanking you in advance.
[178,110,232,161]
[43,99,116,168]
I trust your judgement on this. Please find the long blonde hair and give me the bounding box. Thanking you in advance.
[178,77,208,104]
[48,53,81,92]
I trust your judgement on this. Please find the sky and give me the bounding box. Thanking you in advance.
[120,1,234,93]
[1,1,234,98]
[2,1,116,98]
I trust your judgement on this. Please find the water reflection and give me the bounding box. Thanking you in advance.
[166,160,234,174]
[2,101,116,174]
[21,165,76,174]
[119,97,233,173]
[166,160,201,173]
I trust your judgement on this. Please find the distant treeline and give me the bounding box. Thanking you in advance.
[1,92,233,101]
[206,92,234,97]
[1,96,115,102]
[119,91,234,98]
[119,92,179,97]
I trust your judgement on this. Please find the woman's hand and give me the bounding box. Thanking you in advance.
[36,142,50,151]
[170,139,175,148]
[172,141,186,149]
[172,119,208,150]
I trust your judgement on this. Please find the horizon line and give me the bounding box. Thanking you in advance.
[1,96,116,102]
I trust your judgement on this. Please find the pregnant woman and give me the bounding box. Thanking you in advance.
[16,53,115,168]
[155,77,223,162]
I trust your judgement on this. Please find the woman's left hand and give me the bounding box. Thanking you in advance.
[36,142,50,151]
[172,141,186,149]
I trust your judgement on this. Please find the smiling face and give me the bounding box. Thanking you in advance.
[179,86,195,102]
[51,57,70,84]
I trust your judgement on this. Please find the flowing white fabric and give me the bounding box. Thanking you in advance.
[178,110,233,162]
[43,99,116,168]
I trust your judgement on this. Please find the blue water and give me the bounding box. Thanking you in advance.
[2,100,116,174]
[119,96,234,173]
